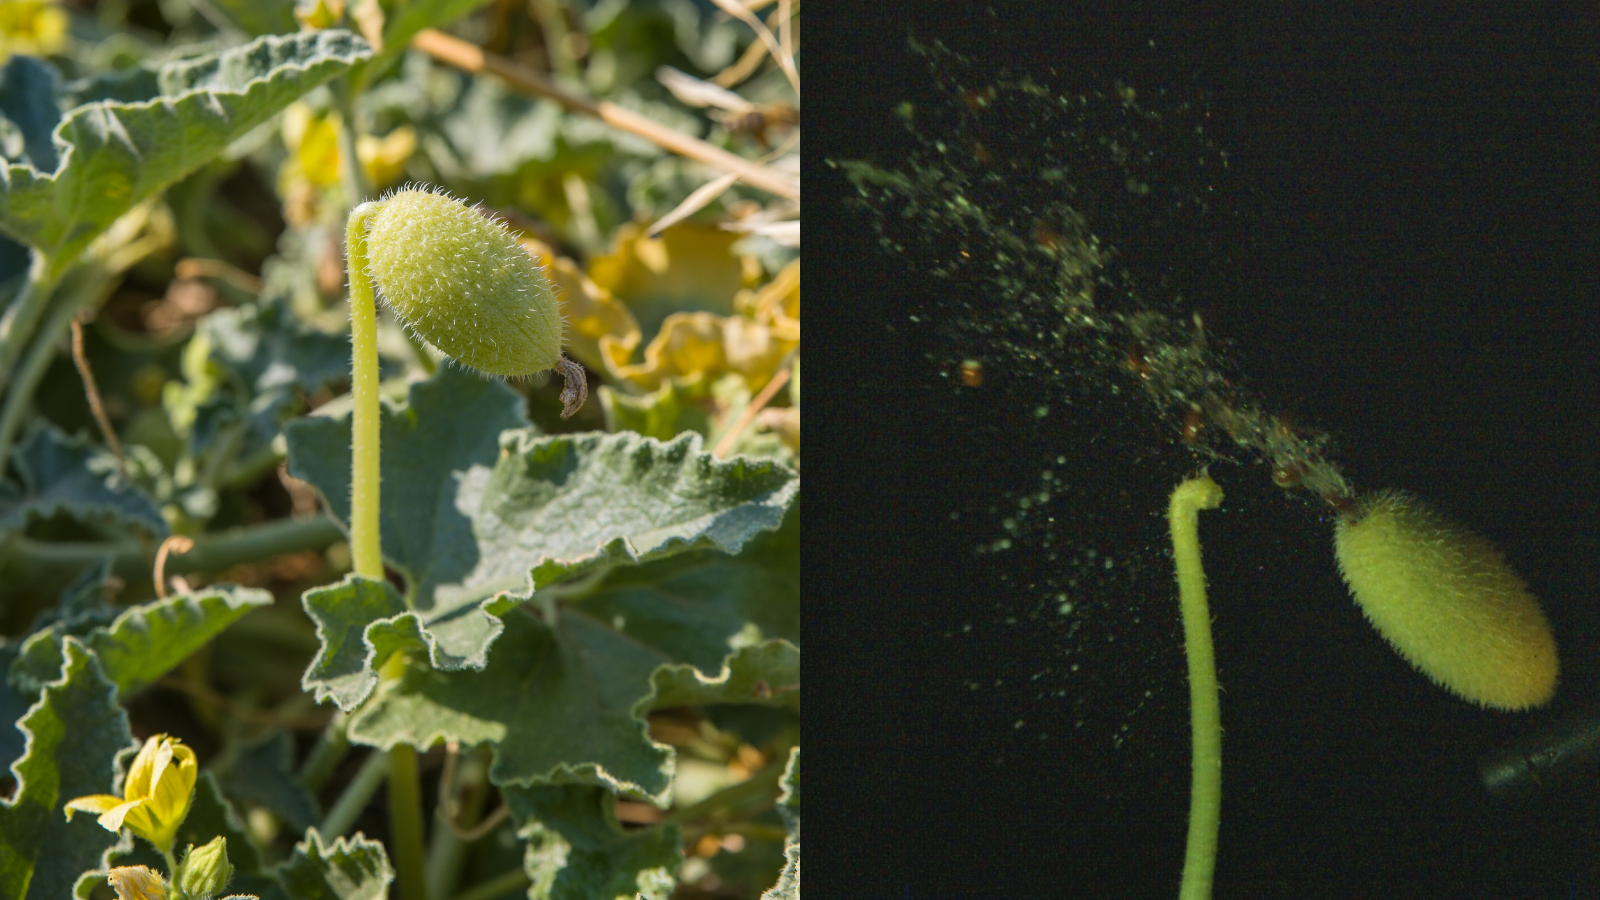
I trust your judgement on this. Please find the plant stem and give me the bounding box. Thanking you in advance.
[0,514,344,584]
[0,273,99,470]
[387,743,428,900]
[1168,476,1224,900]
[299,709,351,792]
[425,745,491,900]
[344,202,384,580]
[346,198,427,900]
[448,868,531,900]
[0,249,55,394]
[320,748,391,838]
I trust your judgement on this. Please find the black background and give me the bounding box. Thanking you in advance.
[807,3,1600,899]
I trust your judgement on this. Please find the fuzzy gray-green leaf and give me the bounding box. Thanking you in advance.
[0,30,371,270]
[8,585,272,699]
[760,748,799,900]
[0,425,166,535]
[507,784,681,900]
[0,55,63,173]
[0,640,134,900]
[275,829,394,900]
[286,366,797,674]
[347,610,675,800]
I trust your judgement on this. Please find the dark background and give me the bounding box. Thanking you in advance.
[808,3,1600,899]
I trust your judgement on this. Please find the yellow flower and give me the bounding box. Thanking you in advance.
[106,866,167,900]
[0,1,68,62]
[357,125,416,189]
[65,734,198,854]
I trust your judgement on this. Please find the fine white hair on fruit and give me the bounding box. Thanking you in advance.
[1333,490,1559,710]
[363,186,568,378]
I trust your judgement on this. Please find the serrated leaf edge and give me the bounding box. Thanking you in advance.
[640,640,800,714]
[5,424,168,536]
[7,31,372,184]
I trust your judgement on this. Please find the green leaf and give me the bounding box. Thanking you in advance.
[188,297,365,462]
[0,30,372,270]
[506,784,681,900]
[0,56,63,173]
[760,748,799,900]
[218,730,320,834]
[299,575,408,711]
[111,770,264,876]
[40,556,120,627]
[9,585,272,699]
[485,427,797,601]
[347,609,676,800]
[579,505,798,674]
[219,730,318,826]
[275,828,394,900]
[647,642,799,711]
[0,642,23,773]
[287,366,797,673]
[0,639,135,900]
[0,424,167,535]
[203,298,357,399]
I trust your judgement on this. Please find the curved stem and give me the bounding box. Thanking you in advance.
[1168,476,1224,900]
[0,249,56,393]
[0,274,96,470]
[345,202,384,580]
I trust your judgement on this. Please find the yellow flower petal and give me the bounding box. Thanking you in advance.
[357,126,416,188]
[96,798,149,833]
[63,794,124,820]
[123,734,165,800]
[150,742,197,821]
[297,115,342,188]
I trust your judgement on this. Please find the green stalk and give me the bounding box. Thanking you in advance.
[1168,476,1224,900]
[346,199,427,900]
[344,202,384,579]
[448,868,532,900]
[298,709,351,792]
[0,249,56,393]
[0,514,343,585]
[387,743,428,900]
[320,749,391,838]
[0,213,168,471]
[0,273,99,469]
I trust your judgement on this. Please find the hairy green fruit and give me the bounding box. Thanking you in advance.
[1333,490,1558,710]
[364,187,565,378]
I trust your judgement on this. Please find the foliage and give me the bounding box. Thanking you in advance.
[0,0,797,897]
